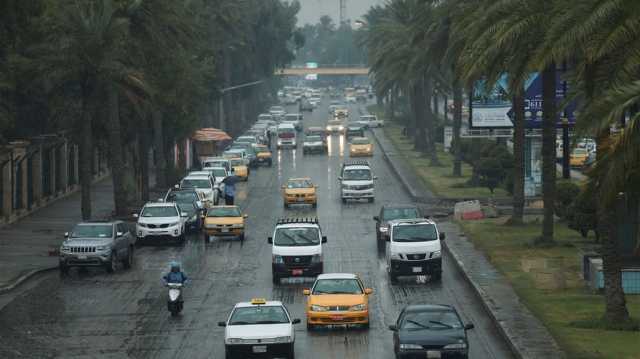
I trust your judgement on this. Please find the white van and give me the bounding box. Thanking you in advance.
[386,218,445,283]
[277,123,297,148]
[268,218,327,284]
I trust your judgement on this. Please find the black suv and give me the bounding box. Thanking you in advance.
[373,204,422,242]
[346,124,365,139]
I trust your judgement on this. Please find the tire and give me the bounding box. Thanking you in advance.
[239,233,245,241]
[225,348,232,359]
[307,322,315,331]
[272,273,280,285]
[362,321,370,330]
[431,271,442,282]
[268,160,273,167]
[288,343,296,359]
[122,246,133,269]
[312,202,317,209]
[368,197,374,203]
[375,229,380,242]
[341,198,347,204]
[389,270,398,284]
[203,232,209,241]
[284,202,289,209]
[105,253,117,273]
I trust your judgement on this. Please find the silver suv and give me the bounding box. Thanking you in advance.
[59,221,135,274]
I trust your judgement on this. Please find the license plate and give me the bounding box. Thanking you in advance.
[221,228,229,233]
[252,345,267,353]
[297,198,305,202]
[427,351,441,358]
[77,255,87,260]
[330,315,343,321]
[292,269,303,276]
[412,266,423,273]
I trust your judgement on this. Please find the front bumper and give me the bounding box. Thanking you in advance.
[59,252,111,267]
[284,195,317,205]
[350,150,372,157]
[307,310,369,326]
[256,156,272,164]
[272,262,323,278]
[137,225,182,239]
[204,226,244,236]
[225,343,292,358]
[277,140,296,147]
[303,145,325,153]
[396,348,468,359]
[390,257,442,276]
[341,189,374,199]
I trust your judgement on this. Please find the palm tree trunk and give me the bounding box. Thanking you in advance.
[424,77,440,166]
[138,116,150,201]
[412,80,427,151]
[153,109,167,189]
[540,64,557,243]
[390,87,397,122]
[511,93,525,224]
[452,81,463,177]
[106,84,128,217]
[79,85,93,221]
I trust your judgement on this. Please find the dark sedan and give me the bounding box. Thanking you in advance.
[389,304,474,359]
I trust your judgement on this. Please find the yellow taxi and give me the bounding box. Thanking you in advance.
[228,157,249,181]
[303,273,372,330]
[349,137,374,157]
[570,148,589,168]
[255,144,273,166]
[282,178,318,208]
[203,206,247,240]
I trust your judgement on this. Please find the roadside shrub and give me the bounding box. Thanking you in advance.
[475,157,504,194]
[568,185,598,239]
[555,180,581,220]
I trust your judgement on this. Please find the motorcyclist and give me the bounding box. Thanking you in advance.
[163,261,188,284]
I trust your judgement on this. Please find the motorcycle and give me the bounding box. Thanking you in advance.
[166,282,184,316]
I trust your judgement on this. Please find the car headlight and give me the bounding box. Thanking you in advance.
[168,222,180,227]
[273,255,284,264]
[325,126,331,131]
[338,126,344,130]
[310,254,322,263]
[272,336,292,343]
[232,224,244,228]
[96,246,110,251]
[431,250,441,258]
[60,246,71,253]
[399,343,423,350]
[379,226,388,233]
[311,304,329,312]
[137,222,147,228]
[349,303,367,311]
[390,252,402,260]
[444,343,467,350]
[225,338,243,345]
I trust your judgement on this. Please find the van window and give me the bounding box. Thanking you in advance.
[392,224,437,242]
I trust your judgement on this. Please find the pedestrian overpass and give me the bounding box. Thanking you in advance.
[276,66,369,76]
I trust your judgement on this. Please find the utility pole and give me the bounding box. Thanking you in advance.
[339,0,347,25]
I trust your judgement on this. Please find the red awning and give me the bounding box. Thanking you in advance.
[192,128,231,142]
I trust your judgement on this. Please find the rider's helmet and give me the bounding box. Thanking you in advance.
[170,261,181,273]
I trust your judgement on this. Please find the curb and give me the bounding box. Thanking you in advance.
[0,266,58,295]
[369,120,565,359]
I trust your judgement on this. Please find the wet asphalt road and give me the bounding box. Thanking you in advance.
[0,99,514,359]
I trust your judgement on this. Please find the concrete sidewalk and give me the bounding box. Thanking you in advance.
[370,125,565,359]
[0,179,114,293]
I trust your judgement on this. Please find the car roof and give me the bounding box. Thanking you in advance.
[278,123,295,128]
[144,202,177,208]
[307,126,324,130]
[382,204,420,210]
[351,137,370,141]
[288,177,312,182]
[316,273,358,280]
[77,221,117,225]
[404,304,455,313]
[389,218,436,226]
[235,300,284,308]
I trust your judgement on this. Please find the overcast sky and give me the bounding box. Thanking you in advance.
[296,0,385,25]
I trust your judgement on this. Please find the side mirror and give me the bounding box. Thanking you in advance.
[388,324,398,331]
[196,201,203,208]
[364,288,373,295]
[174,184,180,189]
[157,198,164,202]
[322,236,327,243]
[373,176,378,180]
[132,213,139,218]
[292,318,301,324]
[338,176,342,181]
[281,185,286,189]
[465,323,475,330]
[302,289,311,296]
[116,232,124,237]
[64,232,69,238]
[439,232,446,241]
[268,237,273,244]
[181,212,189,217]
[218,321,227,327]
[243,214,248,218]
[373,216,379,222]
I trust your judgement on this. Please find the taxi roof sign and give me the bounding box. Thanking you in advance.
[251,298,267,305]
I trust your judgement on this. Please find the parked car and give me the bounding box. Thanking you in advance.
[134,202,188,245]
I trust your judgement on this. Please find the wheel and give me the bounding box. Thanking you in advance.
[225,348,232,359]
[272,273,280,285]
[375,229,380,242]
[105,253,117,273]
[362,321,370,330]
[284,202,289,209]
[431,271,442,282]
[341,198,347,204]
[268,159,273,166]
[307,322,315,331]
[239,233,245,241]
[288,343,296,359]
[389,269,398,284]
[122,246,133,269]
[368,197,374,203]
[312,202,317,208]
[203,232,209,241]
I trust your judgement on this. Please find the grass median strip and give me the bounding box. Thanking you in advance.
[383,123,510,199]
[458,218,640,359]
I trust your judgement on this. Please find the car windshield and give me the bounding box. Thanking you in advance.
[343,169,371,181]
[70,224,113,238]
[393,224,437,242]
[270,106,284,112]
[238,137,256,143]
[229,159,243,166]
[166,191,198,203]
[274,227,320,246]
[287,179,313,189]
[207,207,241,217]
[360,116,375,121]
[313,279,363,295]
[141,206,178,218]
[211,169,226,178]
[573,148,588,155]
[285,115,299,120]
[203,161,227,168]
[229,306,289,325]
[351,138,370,145]
[401,310,462,330]
[178,203,196,215]
[383,207,419,221]
[306,136,322,142]
[328,120,341,126]
[255,147,270,154]
[181,179,210,189]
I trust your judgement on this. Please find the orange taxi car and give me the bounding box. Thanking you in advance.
[203,206,247,241]
[349,137,373,157]
[254,144,273,166]
[303,273,372,330]
[282,177,318,208]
